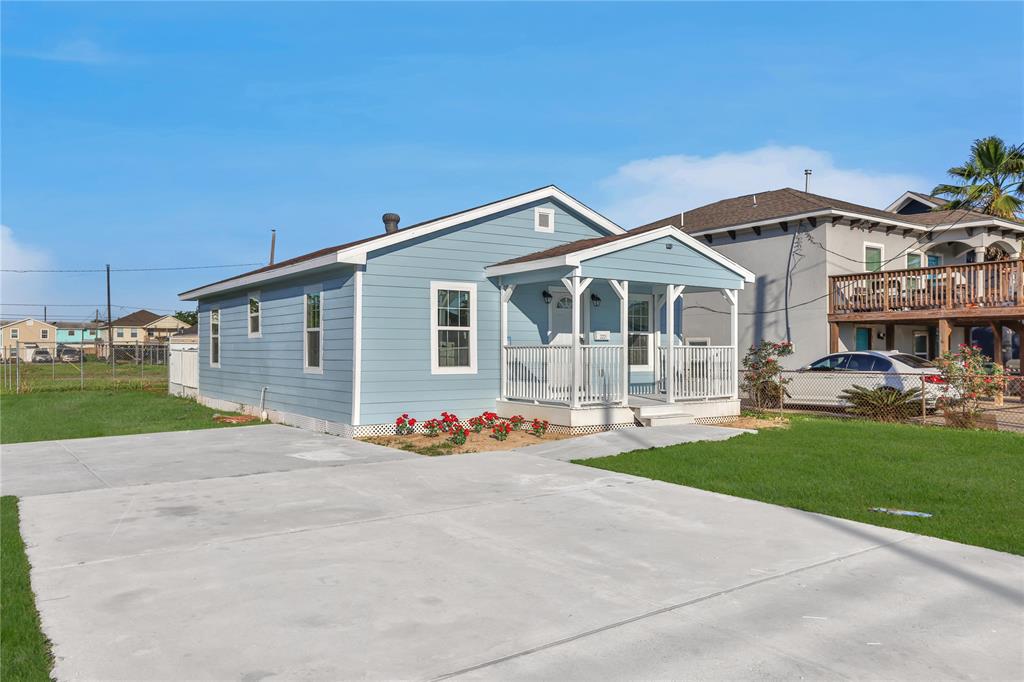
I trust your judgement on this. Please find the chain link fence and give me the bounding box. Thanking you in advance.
[742,369,1024,433]
[1,341,170,394]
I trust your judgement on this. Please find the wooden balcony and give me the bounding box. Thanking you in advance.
[828,259,1024,323]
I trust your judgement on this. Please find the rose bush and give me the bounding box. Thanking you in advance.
[740,340,794,410]
[394,413,416,436]
[934,344,1003,428]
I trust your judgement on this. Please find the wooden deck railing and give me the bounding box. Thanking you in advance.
[829,259,1024,315]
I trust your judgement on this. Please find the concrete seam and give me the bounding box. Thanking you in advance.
[430,535,915,681]
[56,441,112,489]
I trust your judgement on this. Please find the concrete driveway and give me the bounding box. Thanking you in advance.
[9,426,1023,680]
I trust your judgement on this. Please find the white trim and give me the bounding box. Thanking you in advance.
[209,308,221,368]
[534,207,555,233]
[302,286,324,375]
[429,280,478,375]
[40,329,49,340]
[247,291,262,338]
[905,249,924,269]
[485,225,757,283]
[684,337,711,346]
[884,191,941,213]
[9,328,18,339]
[546,285,591,344]
[179,186,625,300]
[863,242,884,272]
[352,268,363,425]
[627,293,655,371]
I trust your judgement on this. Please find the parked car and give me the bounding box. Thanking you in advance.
[786,351,953,408]
[56,344,84,362]
[30,347,54,363]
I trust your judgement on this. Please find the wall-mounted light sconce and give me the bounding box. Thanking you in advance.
[542,290,552,305]
[590,293,601,308]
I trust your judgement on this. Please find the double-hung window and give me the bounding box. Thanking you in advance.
[627,294,653,370]
[209,309,220,367]
[116,329,124,339]
[41,329,49,340]
[304,290,322,373]
[864,243,883,272]
[9,329,18,340]
[430,281,476,374]
[248,293,261,338]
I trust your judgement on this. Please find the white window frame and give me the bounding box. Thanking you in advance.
[905,250,923,270]
[913,330,929,359]
[534,207,555,233]
[684,337,711,346]
[430,281,477,375]
[40,329,49,340]
[116,328,124,339]
[209,308,221,367]
[10,328,18,339]
[130,329,138,339]
[303,287,324,374]
[863,242,884,272]
[627,293,654,371]
[248,291,262,339]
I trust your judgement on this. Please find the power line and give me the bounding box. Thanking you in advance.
[1,262,262,274]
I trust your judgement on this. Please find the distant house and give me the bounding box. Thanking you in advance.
[100,310,190,345]
[179,186,754,436]
[0,318,58,360]
[54,322,101,345]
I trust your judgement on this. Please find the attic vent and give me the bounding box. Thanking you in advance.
[534,207,555,233]
[382,213,400,234]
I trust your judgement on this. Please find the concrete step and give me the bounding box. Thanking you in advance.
[632,402,695,418]
[640,414,695,427]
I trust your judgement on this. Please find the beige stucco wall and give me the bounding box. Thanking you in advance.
[0,319,58,359]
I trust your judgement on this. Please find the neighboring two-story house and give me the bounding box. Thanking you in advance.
[0,318,58,361]
[100,310,189,346]
[643,188,1023,368]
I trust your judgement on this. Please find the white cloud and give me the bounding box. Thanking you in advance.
[10,39,123,65]
[0,225,55,313]
[597,146,929,226]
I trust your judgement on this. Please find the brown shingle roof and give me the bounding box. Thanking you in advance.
[109,309,162,327]
[651,187,1022,234]
[493,220,672,266]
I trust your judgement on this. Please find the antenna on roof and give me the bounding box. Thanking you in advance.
[804,169,812,192]
[269,229,276,265]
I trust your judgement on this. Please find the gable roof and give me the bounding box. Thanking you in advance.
[144,314,188,328]
[885,190,947,212]
[179,186,625,300]
[647,187,1023,237]
[0,317,57,330]
[53,321,101,330]
[486,224,755,283]
[109,309,162,327]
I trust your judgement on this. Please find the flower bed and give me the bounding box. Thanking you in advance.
[364,411,569,456]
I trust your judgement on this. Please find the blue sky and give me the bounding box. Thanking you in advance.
[2,1,1021,320]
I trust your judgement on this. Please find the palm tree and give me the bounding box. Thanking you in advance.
[932,136,1024,219]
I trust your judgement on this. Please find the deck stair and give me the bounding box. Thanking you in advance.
[630,402,695,427]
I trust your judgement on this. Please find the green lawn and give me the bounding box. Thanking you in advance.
[1,497,53,681]
[581,418,1023,555]
[1,390,249,444]
[1,360,167,394]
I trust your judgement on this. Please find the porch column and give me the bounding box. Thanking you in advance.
[723,289,739,400]
[991,322,1005,407]
[561,274,592,408]
[938,318,951,356]
[653,292,664,390]
[499,283,516,401]
[664,285,684,403]
[829,322,840,353]
[609,280,630,405]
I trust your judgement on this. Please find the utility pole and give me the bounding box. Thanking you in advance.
[106,264,114,374]
[44,305,47,322]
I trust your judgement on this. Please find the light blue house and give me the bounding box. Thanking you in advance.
[55,323,100,344]
[179,187,754,436]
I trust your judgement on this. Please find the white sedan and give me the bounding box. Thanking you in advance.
[786,351,950,408]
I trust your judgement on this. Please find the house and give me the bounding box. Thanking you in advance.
[54,322,101,346]
[100,310,190,345]
[179,186,754,436]
[0,318,58,361]
[643,188,1023,368]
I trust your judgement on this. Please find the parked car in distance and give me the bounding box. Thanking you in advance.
[56,344,84,362]
[30,347,53,363]
[787,351,952,408]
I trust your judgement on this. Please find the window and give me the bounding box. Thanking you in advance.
[210,309,220,367]
[913,331,929,359]
[627,295,653,370]
[248,293,261,338]
[891,353,933,369]
[864,243,883,272]
[430,281,477,374]
[304,291,322,372]
[10,328,19,339]
[130,329,138,339]
[41,329,49,340]
[116,329,124,338]
[534,207,555,233]
[685,337,710,346]
[906,252,922,269]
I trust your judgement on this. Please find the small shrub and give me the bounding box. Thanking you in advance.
[395,413,416,436]
[492,422,512,441]
[439,411,460,433]
[481,411,499,427]
[448,424,469,446]
[740,340,793,410]
[509,415,525,430]
[934,345,1004,429]
[839,385,921,422]
[423,418,442,437]
[530,418,549,437]
[467,416,486,433]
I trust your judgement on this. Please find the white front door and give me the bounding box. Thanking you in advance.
[548,289,585,345]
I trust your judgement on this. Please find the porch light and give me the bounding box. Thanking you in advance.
[590,293,601,308]
[542,290,553,304]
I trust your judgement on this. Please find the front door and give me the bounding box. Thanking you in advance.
[548,288,586,345]
[855,327,872,351]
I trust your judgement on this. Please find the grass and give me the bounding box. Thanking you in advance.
[1,497,53,681]
[580,417,1024,555]
[1,361,167,395]
[1,389,250,444]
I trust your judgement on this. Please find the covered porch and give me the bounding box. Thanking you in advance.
[486,225,755,428]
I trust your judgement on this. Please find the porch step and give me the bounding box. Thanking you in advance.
[639,414,695,427]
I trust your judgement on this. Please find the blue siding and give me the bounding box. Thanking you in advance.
[359,199,613,424]
[581,236,745,289]
[198,268,355,424]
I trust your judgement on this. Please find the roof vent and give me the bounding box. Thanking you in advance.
[752,194,758,207]
[382,213,400,234]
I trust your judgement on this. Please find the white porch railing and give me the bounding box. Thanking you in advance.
[658,345,735,400]
[504,344,624,405]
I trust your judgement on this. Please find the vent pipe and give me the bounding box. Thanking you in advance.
[383,213,400,234]
[269,229,277,265]
[804,169,812,192]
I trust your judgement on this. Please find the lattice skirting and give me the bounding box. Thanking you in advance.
[352,421,637,438]
[693,415,740,425]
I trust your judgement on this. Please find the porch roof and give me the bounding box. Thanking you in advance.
[485,224,755,288]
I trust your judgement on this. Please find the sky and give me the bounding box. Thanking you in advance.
[2,1,1022,321]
